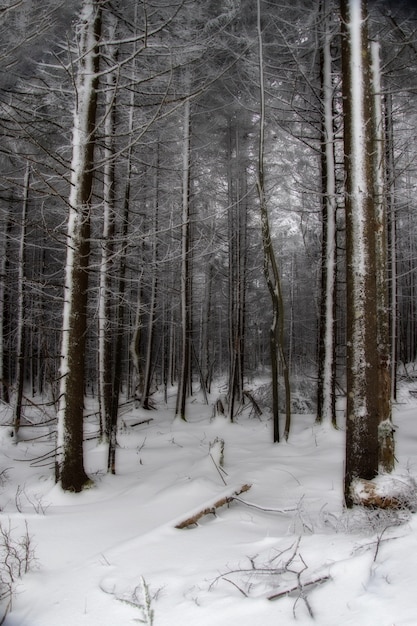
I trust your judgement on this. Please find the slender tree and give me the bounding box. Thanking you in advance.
[57,0,102,492]
[175,93,192,421]
[316,0,337,427]
[256,0,291,442]
[98,9,118,441]
[13,162,30,438]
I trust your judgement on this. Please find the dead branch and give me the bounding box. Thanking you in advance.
[233,496,298,514]
[243,390,263,416]
[175,484,251,529]
[130,418,154,428]
[268,574,331,601]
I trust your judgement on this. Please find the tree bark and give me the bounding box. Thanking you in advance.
[256,0,291,442]
[98,11,117,441]
[176,95,192,421]
[316,0,337,427]
[341,0,381,505]
[57,0,101,492]
[370,40,395,472]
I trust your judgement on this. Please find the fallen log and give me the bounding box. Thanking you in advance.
[350,476,417,510]
[130,418,154,428]
[175,484,251,529]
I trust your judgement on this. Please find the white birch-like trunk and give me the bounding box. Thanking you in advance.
[57,0,101,491]
[341,0,380,505]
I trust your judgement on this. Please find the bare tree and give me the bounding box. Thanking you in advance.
[57,0,102,492]
[341,0,385,505]
[370,40,395,472]
[316,0,337,427]
[256,0,291,442]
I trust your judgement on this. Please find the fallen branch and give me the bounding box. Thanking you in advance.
[130,418,154,428]
[175,484,251,529]
[243,390,263,417]
[234,496,298,514]
[268,574,331,601]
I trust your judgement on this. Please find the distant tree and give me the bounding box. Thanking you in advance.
[256,0,291,441]
[13,162,30,438]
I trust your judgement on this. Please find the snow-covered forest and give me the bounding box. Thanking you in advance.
[1,0,417,623]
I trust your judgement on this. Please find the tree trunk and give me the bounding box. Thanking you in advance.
[256,0,291,442]
[0,205,13,405]
[384,92,398,402]
[370,40,395,472]
[57,0,101,492]
[341,0,381,506]
[316,0,337,427]
[176,95,192,421]
[13,162,30,438]
[142,147,160,410]
[98,11,117,441]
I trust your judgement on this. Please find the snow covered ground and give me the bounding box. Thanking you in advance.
[1,380,417,625]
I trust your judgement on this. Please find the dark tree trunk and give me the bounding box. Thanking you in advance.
[57,0,101,492]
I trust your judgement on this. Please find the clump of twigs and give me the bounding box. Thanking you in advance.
[209,538,330,618]
[0,519,37,623]
[117,576,155,625]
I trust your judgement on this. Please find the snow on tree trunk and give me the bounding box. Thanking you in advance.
[341,0,380,506]
[370,40,395,473]
[98,11,117,441]
[256,0,291,442]
[317,1,337,427]
[57,0,101,492]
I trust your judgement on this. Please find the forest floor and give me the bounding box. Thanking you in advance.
[1,378,417,625]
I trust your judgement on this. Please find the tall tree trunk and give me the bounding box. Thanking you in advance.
[98,11,117,441]
[256,0,291,442]
[142,148,160,410]
[226,118,247,421]
[317,0,337,427]
[57,0,101,492]
[176,96,192,421]
[341,0,382,506]
[384,93,398,402]
[108,157,131,474]
[13,162,30,438]
[370,40,395,472]
[0,205,13,405]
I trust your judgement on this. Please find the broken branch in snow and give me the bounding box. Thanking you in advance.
[175,484,251,529]
[268,575,331,601]
[233,496,298,514]
[130,418,154,428]
[243,390,263,417]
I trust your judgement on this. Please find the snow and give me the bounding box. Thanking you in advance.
[1,381,417,625]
